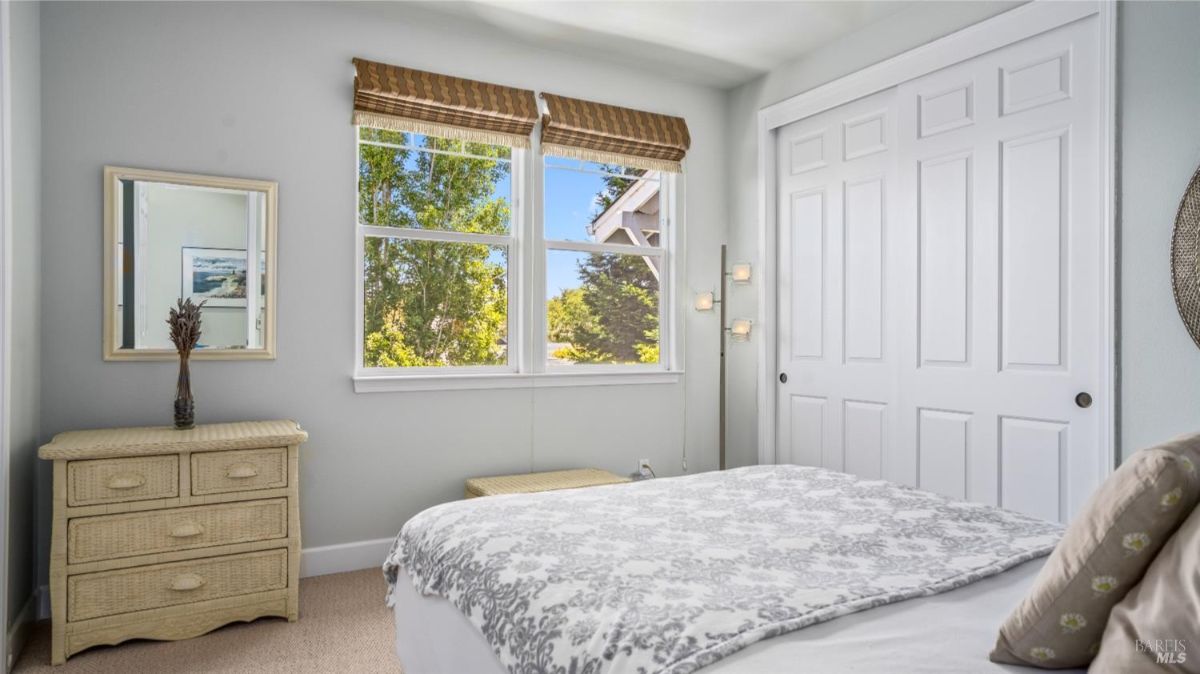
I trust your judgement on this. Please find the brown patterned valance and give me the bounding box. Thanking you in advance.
[540,93,691,173]
[352,58,538,148]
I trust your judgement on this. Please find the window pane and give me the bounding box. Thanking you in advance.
[359,127,512,161]
[544,154,642,175]
[358,130,511,233]
[546,250,660,366]
[544,163,661,245]
[363,237,508,367]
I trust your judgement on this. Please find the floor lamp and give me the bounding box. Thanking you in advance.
[694,244,752,470]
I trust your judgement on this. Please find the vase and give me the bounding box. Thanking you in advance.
[174,354,195,429]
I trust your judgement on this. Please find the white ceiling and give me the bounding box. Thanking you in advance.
[425,1,919,88]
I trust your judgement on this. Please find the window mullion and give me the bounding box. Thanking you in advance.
[661,176,674,371]
[530,142,547,374]
[508,148,525,375]
[358,225,511,247]
[543,239,663,257]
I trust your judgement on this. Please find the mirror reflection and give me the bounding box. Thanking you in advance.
[105,168,276,359]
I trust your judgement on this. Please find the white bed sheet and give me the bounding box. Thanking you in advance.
[391,558,1084,674]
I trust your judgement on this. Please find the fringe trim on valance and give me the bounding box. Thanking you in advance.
[540,142,683,174]
[353,111,532,149]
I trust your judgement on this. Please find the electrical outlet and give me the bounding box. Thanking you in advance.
[638,458,654,478]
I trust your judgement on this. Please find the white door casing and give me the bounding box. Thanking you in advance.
[771,11,1110,523]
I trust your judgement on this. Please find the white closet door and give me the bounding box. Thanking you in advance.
[775,88,899,478]
[776,16,1104,523]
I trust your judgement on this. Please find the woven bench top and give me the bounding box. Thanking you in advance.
[465,468,630,498]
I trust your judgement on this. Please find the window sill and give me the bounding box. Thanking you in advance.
[352,370,684,393]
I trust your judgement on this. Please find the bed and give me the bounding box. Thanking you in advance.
[384,466,1078,674]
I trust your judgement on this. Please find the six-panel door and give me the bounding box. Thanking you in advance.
[775,17,1104,523]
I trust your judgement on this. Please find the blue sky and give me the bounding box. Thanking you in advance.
[486,164,608,299]
[543,164,611,298]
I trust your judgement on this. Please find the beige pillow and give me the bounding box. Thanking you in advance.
[989,432,1200,669]
[1091,501,1200,673]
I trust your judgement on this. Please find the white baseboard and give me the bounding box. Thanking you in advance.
[27,538,394,625]
[299,537,395,578]
[6,593,34,672]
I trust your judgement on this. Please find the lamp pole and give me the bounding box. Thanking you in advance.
[719,244,727,470]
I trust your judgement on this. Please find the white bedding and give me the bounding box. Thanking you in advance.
[392,559,1086,673]
[385,466,1064,673]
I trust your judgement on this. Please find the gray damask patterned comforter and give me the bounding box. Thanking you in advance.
[384,465,1062,674]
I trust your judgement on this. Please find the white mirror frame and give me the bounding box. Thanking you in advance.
[102,166,278,361]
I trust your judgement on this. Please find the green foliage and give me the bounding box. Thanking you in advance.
[546,163,660,365]
[560,253,658,363]
[360,130,510,367]
[547,287,592,343]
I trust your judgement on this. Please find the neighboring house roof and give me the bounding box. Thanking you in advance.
[589,172,661,279]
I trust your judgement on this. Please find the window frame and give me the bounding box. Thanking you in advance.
[536,159,673,375]
[353,125,683,392]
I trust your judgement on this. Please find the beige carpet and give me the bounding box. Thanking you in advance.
[14,569,402,673]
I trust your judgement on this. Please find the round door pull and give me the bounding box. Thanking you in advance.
[1075,392,1093,409]
[779,373,788,384]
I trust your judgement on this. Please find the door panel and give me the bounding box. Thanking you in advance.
[844,178,885,362]
[919,152,972,367]
[787,395,826,467]
[844,400,886,479]
[918,408,971,500]
[777,87,898,479]
[776,17,1103,523]
[1000,129,1069,370]
[789,190,826,359]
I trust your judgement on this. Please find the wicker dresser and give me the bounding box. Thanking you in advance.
[38,420,308,665]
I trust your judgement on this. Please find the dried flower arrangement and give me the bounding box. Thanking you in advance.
[167,298,205,429]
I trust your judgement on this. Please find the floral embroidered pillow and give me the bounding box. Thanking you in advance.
[989,432,1200,669]
[1092,500,1200,673]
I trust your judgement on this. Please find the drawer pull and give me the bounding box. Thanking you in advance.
[169,573,206,592]
[226,463,259,479]
[106,473,145,490]
[169,522,205,538]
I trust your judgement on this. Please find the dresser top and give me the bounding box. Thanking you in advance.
[39,420,308,460]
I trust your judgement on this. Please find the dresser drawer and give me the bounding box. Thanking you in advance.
[67,548,288,622]
[191,447,287,495]
[67,456,179,507]
[67,498,289,564]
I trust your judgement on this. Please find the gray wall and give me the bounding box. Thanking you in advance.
[8,0,42,631]
[37,0,727,588]
[1117,1,1200,456]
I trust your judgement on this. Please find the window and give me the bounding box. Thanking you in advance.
[357,128,515,372]
[543,157,667,368]
[355,127,679,390]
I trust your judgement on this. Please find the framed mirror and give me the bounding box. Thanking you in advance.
[103,166,278,360]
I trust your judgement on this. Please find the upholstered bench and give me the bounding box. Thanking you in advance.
[464,468,629,498]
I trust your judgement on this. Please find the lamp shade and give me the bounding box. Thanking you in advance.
[730,318,752,341]
[694,291,715,311]
[730,263,752,283]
